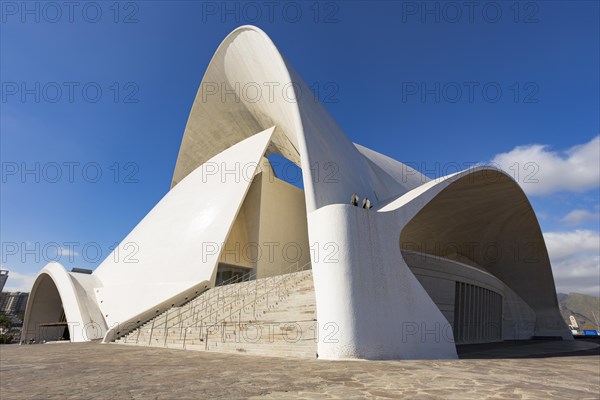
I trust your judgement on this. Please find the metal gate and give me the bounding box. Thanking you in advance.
[453,282,502,344]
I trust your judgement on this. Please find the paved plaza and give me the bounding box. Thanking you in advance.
[1,340,599,399]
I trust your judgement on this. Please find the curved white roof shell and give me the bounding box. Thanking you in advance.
[22,26,570,360]
[172,26,428,211]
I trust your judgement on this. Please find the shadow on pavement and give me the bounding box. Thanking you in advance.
[457,337,600,359]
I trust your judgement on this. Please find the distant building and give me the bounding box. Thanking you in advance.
[0,270,8,292]
[0,292,29,317]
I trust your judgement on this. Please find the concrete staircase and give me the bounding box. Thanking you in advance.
[114,270,317,358]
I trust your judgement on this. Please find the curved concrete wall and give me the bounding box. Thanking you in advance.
[309,204,459,360]
[22,26,568,360]
[403,250,506,325]
[23,262,105,342]
[403,251,536,341]
[399,169,569,339]
[310,166,568,359]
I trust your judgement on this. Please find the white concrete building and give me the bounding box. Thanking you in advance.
[23,26,570,359]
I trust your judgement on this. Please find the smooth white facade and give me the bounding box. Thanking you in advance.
[23,26,570,359]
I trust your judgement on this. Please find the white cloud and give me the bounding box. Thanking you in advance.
[2,270,37,292]
[57,247,79,257]
[536,211,548,221]
[561,209,600,226]
[491,136,600,195]
[544,230,600,296]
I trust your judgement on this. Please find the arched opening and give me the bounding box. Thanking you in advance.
[399,169,561,342]
[22,274,70,343]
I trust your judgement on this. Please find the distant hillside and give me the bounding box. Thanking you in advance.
[558,292,600,330]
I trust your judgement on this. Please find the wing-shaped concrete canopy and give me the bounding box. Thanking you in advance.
[95,128,274,338]
[24,129,275,342]
[172,25,426,212]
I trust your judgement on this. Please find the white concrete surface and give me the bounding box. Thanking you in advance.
[22,262,105,342]
[23,26,570,360]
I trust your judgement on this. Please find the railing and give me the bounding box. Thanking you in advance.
[183,261,304,328]
[120,261,312,346]
[130,268,258,345]
[194,261,312,349]
[216,267,257,288]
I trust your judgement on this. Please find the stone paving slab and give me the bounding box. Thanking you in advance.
[1,342,599,399]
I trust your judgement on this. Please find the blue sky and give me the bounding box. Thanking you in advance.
[1,1,599,295]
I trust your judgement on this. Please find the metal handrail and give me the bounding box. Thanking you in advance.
[187,261,307,330]
[122,260,311,344]
[196,264,296,323]
[214,269,257,304]
[189,263,292,326]
[195,261,311,340]
[177,266,311,344]
[158,268,258,331]
[176,261,305,339]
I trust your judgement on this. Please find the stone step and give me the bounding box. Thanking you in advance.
[115,270,317,358]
